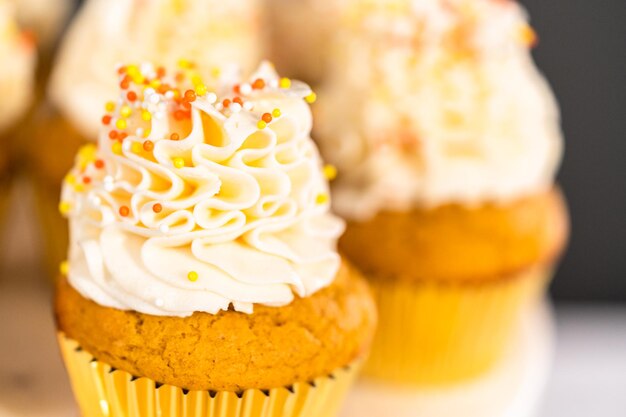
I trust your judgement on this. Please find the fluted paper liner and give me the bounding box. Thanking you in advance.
[58,334,359,417]
[363,266,551,385]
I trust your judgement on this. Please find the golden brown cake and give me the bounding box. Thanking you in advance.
[54,61,376,417]
[56,261,376,392]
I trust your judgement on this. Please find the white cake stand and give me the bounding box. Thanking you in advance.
[341,301,555,417]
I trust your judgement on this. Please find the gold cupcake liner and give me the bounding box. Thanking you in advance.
[362,266,551,385]
[57,333,359,417]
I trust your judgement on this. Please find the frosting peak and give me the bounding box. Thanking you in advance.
[61,62,343,316]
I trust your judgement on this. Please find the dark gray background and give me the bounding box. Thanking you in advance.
[520,0,626,301]
[68,0,625,301]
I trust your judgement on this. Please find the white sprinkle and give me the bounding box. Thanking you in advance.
[239,83,252,95]
[206,92,217,104]
[155,298,164,307]
[165,91,175,99]
[149,94,160,104]
[230,103,242,113]
[144,87,156,96]
[243,102,254,111]
[215,103,223,111]
[159,224,170,234]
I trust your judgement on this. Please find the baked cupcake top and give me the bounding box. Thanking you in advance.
[49,0,262,139]
[60,62,343,317]
[316,0,563,220]
[0,0,35,133]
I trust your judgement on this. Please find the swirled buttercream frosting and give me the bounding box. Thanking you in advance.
[60,62,343,316]
[0,0,35,133]
[315,0,563,220]
[49,0,262,139]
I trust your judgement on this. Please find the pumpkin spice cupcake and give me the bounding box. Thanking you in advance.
[54,61,376,417]
[28,0,264,278]
[315,0,568,384]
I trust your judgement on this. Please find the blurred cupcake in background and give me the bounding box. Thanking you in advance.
[315,0,569,384]
[29,0,264,279]
[55,61,376,417]
[0,0,36,209]
[266,0,340,85]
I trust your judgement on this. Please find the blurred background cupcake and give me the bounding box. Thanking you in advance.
[55,61,376,417]
[315,0,569,384]
[0,0,36,216]
[27,0,264,279]
[266,0,340,85]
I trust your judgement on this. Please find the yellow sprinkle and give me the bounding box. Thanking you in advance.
[323,164,337,181]
[143,129,151,138]
[173,157,185,168]
[142,110,152,121]
[131,142,142,154]
[178,59,192,69]
[126,65,139,75]
[59,260,69,276]
[305,92,317,104]
[58,201,71,215]
[112,142,123,155]
[132,74,145,85]
[73,183,85,193]
[272,108,281,118]
[64,173,76,185]
[150,79,162,89]
[257,120,267,129]
[187,271,198,282]
[105,101,116,112]
[120,105,132,118]
[279,77,291,89]
[116,119,127,130]
[316,193,329,204]
[195,84,207,96]
[191,74,203,86]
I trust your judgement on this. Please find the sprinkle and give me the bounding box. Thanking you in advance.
[119,206,130,217]
[206,92,217,104]
[323,164,337,180]
[120,105,132,118]
[112,142,123,155]
[102,115,112,125]
[187,271,199,282]
[127,91,137,101]
[195,84,207,96]
[257,120,267,129]
[149,94,160,104]
[58,201,71,215]
[152,203,162,213]
[115,119,127,130]
[141,110,152,121]
[230,103,242,112]
[59,261,69,275]
[184,90,197,102]
[143,140,154,152]
[279,77,291,89]
[305,92,317,103]
[252,78,265,90]
[233,97,243,105]
[64,174,76,185]
[272,108,281,118]
[73,183,85,193]
[243,102,254,111]
[94,159,105,169]
[169,133,179,141]
[262,113,273,123]
[316,193,329,204]
[239,83,252,95]
[105,101,116,112]
[173,157,185,168]
[222,99,231,108]
[82,176,92,184]
[131,142,142,154]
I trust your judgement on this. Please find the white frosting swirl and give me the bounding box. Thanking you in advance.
[0,0,35,133]
[61,62,343,316]
[315,0,563,220]
[49,0,263,139]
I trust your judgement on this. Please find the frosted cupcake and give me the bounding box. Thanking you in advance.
[266,0,340,84]
[0,0,36,203]
[29,0,263,278]
[315,0,568,384]
[54,61,376,417]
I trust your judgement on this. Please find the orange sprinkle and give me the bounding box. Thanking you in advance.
[119,206,130,217]
[182,101,191,110]
[184,90,197,102]
[175,72,185,82]
[222,99,231,108]
[170,133,180,141]
[120,80,130,90]
[262,113,272,123]
[94,159,105,169]
[108,130,119,140]
[252,78,265,90]
[127,91,137,101]
[233,97,243,105]
[233,84,241,94]
[143,140,154,152]
[82,176,91,184]
[156,66,166,78]
[118,132,128,141]
[102,115,112,125]
[152,203,162,213]
[117,66,127,75]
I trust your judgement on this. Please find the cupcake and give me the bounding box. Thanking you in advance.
[315,0,569,384]
[0,0,36,210]
[29,0,264,278]
[54,61,376,417]
[266,0,339,84]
